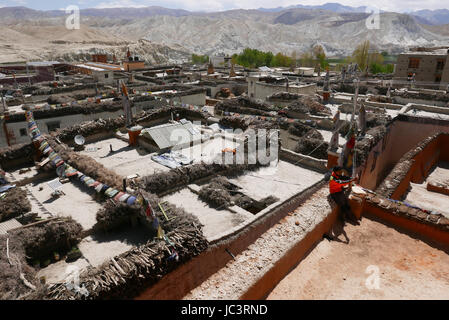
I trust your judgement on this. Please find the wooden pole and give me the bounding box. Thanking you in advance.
[351,78,359,123]
[1,91,6,113]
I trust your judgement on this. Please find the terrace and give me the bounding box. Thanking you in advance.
[1,77,449,301]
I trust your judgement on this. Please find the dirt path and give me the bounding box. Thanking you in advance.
[268,218,449,300]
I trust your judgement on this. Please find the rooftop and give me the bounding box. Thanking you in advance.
[76,62,123,72]
[1,63,449,301]
[268,218,449,300]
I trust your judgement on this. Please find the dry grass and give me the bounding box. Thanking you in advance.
[0,217,82,300]
[294,138,329,159]
[0,234,38,300]
[11,217,83,263]
[0,187,32,222]
[44,191,208,300]
[198,177,234,208]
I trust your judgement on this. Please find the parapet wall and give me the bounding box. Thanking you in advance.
[0,106,209,169]
[376,133,449,199]
[392,90,449,107]
[135,181,327,300]
[363,193,449,247]
[280,148,327,173]
[358,115,449,191]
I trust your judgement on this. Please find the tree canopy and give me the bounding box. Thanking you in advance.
[351,40,394,74]
[191,54,209,64]
[298,45,328,69]
[232,48,293,68]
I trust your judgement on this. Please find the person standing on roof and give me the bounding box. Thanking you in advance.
[329,166,358,224]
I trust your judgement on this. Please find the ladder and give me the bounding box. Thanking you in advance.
[158,201,174,222]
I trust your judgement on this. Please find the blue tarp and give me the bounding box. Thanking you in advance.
[151,151,193,169]
[0,184,16,193]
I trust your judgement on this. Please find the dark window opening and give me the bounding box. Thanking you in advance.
[47,121,61,132]
[408,58,420,69]
[19,128,27,136]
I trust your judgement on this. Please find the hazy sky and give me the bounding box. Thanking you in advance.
[0,0,448,13]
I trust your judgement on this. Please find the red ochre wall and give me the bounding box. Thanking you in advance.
[391,134,448,200]
[357,132,449,247]
[359,119,449,191]
[440,134,449,162]
[363,201,449,247]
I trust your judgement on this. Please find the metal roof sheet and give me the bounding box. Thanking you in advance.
[144,121,201,149]
[0,218,22,235]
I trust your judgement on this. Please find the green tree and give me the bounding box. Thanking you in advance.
[232,48,294,68]
[369,52,384,66]
[384,64,394,73]
[192,54,209,64]
[313,45,327,68]
[370,63,394,74]
[272,52,293,67]
[299,51,314,67]
[352,40,370,71]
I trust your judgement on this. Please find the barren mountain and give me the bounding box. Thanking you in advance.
[98,9,448,56]
[0,6,448,64]
[0,20,190,64]
[423,23,449,37]
[412,9,449,26]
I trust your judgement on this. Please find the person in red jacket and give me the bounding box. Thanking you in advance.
[329,166,357,224]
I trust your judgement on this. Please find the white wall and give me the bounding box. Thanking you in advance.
[247,77,317,100]
[92,70,114,85]
[211,56,230,68]
[0,93,206,148]
[180,93,206,106]
[0,106,142,148]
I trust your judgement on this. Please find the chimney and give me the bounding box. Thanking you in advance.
[207,61,214,75]
[230,63,236,77]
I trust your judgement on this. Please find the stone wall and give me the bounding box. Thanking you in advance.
[363,193,449,246]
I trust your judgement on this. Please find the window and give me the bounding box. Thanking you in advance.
[436,59,445,71]
[104,73,109,79]
[46,121,60,132]
[435,74,442,83]
[19,128,27,136]
[408,58,420,69]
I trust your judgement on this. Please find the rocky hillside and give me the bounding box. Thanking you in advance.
[100,9,448,56]
[0,17,191,64]
[423,23,449,37]
[0,6,448,63]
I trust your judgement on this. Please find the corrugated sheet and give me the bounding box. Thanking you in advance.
[0,219,22,235]
[145,121,202,149]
